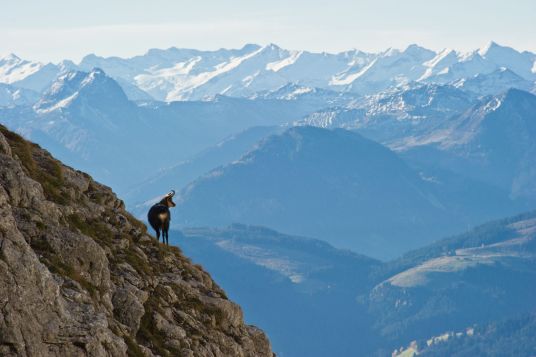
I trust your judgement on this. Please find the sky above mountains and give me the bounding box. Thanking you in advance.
[2,0,535,62]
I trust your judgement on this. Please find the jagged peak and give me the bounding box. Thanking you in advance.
[50,68,103,87]
[403,44,435,55]
[76,67,109,88]
[0,53,22,62]
[240,43,262,52]
[382,47,401,57]
[35,67,128,113]
[423,48,458,68]
[479,40,500,55]
[469,66,522,80]
[77,53,104,67]
[88,67,106,76]
[475,87,535,114]
[458,49,485,62]
[256,43,285,56]
[80,53,100,61]
[58,59,77,71]
[492,67,524,78]
[263,43,282,51]
[478,41,519,57]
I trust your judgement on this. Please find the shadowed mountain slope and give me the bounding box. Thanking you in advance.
[173,126,525,259]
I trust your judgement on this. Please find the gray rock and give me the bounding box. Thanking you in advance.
[0,126,274,357]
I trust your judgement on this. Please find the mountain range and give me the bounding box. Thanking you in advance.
[0,82,40,107]
[0,68,318,190]
[370,210,536,354]
[398,88,536,200]
[298,82,479,143]
[170,125,528,259]
[298,86,536,201]
[174,224,380,357]
[1,42,535,102]
[123,125,283,205]
[2,62,535,259]
[1,42,536,356]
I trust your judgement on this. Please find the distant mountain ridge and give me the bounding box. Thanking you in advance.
[174,224,380,357]
[124,125,283,207]
[367,209,536,352]
[0,68,321,191]
[171,210,536,356]
[2,42,536,357]
[2,66,534,261]
[0,82,39,107]
[170,125,526,259]
[398,88,536,199]
[1,41,534,101]
[298,82,478,143]
[2,40,536,357]
[296,86,536,203]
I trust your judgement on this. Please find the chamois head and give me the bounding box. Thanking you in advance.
[159,190,176,207]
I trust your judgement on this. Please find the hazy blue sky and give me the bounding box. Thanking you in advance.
[1,0,535,62]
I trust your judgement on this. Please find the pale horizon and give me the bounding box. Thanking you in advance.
[2,0,535,63]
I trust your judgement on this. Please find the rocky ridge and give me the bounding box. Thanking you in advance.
[0,124,273,357]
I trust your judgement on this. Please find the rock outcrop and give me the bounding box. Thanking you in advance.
[0,124,273,357]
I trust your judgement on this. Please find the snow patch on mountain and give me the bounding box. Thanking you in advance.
[35,92,79,113]
[0,54,44,84]
[2,42,535,102]
[0,83,40,107]
[141,46,266,101]
[452,67,533,95]
[266,51,303,72]
[330,58,377,86]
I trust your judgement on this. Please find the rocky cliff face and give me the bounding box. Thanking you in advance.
[0,124,273,357]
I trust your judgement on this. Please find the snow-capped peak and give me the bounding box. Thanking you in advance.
[0,54,46,85]
[264,43,282,51]
[4,43,534,102]
[34,68,126,113]
[382,48,401,57]
[424,49,457,68]
[403,44,435,59]
[0,53,22,63]
[478,41,500,57]
[81,68,106,85]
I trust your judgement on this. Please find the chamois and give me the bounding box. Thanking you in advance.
[148,190,176,245]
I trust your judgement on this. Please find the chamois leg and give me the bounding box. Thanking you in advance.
[163,222,170,245]
[155,228,161,243]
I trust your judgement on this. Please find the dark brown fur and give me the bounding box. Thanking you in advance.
[148,191,176,245]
